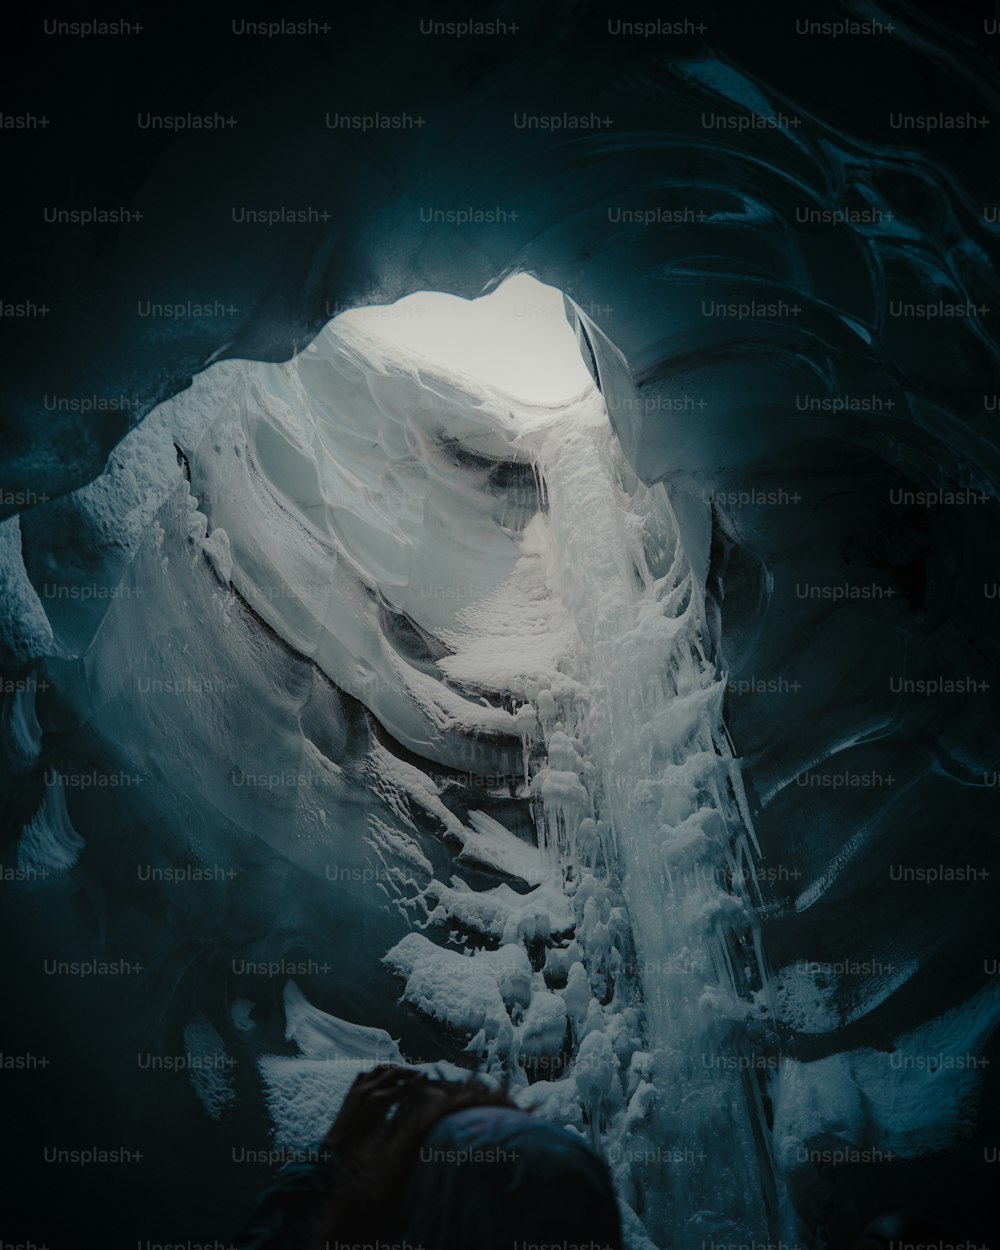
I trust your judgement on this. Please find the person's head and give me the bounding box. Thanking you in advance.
[313,1065,623,1250]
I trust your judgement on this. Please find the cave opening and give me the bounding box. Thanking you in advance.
[331,272,597,407]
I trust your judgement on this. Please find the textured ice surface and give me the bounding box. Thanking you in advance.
[182,1012,236,1122]
[2,275,996,1249]
[17,773,85,875]
[188,288,778,1243]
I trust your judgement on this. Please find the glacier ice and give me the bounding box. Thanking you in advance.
[1,274,996,1250]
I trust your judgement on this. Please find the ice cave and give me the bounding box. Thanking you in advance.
[2,6,999,1249]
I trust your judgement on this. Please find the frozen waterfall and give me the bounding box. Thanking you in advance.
[168,275,777,1246]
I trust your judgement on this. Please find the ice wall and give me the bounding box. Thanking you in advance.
[186,305,779,1243]
[0,285,778,1245]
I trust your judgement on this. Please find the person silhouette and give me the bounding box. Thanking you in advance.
[233,1064,624,1250]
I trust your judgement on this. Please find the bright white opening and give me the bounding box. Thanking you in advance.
[336,273,594,405]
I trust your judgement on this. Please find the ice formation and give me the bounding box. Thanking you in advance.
[192,282,778,1241]
[2,275,996,1248]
